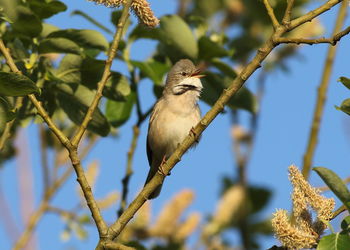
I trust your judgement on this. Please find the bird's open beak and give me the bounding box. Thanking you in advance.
[191,68,205,78]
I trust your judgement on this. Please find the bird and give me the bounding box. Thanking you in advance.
[144,59,204,199]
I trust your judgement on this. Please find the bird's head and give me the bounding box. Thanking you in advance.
[164,59,204,96]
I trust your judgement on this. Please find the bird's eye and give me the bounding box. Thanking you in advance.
[181,72,187,76]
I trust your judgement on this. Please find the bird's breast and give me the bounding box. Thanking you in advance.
[148,104,200,159]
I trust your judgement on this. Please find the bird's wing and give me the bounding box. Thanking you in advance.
[146,100,161,167]
[146,134,152,167]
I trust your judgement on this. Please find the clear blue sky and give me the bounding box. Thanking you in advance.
[1,1,350,249]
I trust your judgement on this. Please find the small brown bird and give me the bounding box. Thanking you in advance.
[145,59,204,199]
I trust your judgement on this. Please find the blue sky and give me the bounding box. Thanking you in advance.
[1,0,350,249]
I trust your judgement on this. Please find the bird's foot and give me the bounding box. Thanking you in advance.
[190,127,199,143]
[157,156,171,176]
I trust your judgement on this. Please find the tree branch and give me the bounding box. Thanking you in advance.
[106,25,283,244]
[100,0,346,243]
[39,124,50,191]
[289,0,342,31]
[71,0,134,147]
[263,0,279,29]
[118,125,140,216]
[301,0,348,180]
[68,149,108,236]
[282,0,295,25]
[274,25,350,45]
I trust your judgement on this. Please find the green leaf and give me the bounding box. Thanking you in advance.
[40,23,59,38]
[210,59,237,78]
[48,29,109,51]
[55,55,131,101]
[337,98,350,116]
[7,38,29,60]
[71,10,112,34]
[55,83,110,136]
[106,92,135,127]
[11,6,43,37]
[341,216,350,231]
[317,232,350,250]
[313,167,350,211]
[198,36,228,60]
[0,72,40,96]
[201,72,257,113]
[131,60,170,85]
[0,96,10,133]
[247,186,272,214]
[38,38,82,55]
[160,15,198,60]
[29,0,67,19]
[338,77,350,90]
[128,25,162,42]
[56,54,83,83]
[249,219,273,235]
[104,73,131,101]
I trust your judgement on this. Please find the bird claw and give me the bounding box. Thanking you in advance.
[190,127,199,143]
[157,156,171,176]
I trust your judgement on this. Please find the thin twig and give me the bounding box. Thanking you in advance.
[39,124,50,191]
[118,77,150,216]
[282,0,295,25]
[99,0,345,244]
[289,0,342,31]
[275,25,350,45]
[46,206,83,222]
[301,0,348,180]
[263,0,280,29]
[177,0,190,18]
[103,241,136,250]
[118,125,140,216]
[331,205,347,220]
[71,0,134,147]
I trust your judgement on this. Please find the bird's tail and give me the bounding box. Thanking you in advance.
[144,167,163,199]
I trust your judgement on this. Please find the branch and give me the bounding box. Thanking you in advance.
[39,124,50,191]
[331,205,347,220]
[101,0,346,243]
[105,26,283,243]
[263,0,279,29]
[302,0,348,180]
[46,206,82,222]
[289,0,342,30]
[102,241,136,250]
[68,149,108,235]
[275,25,350,45]
[118,125,140,216]
[71,0,134,147]
[282,0,295,25]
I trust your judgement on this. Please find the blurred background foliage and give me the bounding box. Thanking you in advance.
[0,0,332,249]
